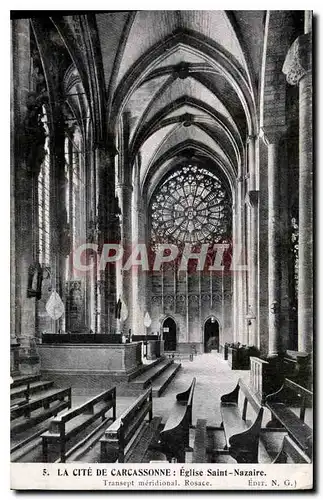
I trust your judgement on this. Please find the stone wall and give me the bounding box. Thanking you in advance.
[148,267,233,351]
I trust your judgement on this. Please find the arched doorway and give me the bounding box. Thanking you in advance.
[204,318,220,353]
[162,317,177,351]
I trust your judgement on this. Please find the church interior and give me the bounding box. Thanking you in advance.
[10,11,313,465]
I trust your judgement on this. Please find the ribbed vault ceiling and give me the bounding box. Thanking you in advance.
[95,10,265,196]
[116,11,248,84]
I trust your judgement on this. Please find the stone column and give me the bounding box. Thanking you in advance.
[257,139,270,355]
[131,155,146,335]
[232,200,238,343]
[235,176,248,344]
[261,131,283,356]
[116,181,133,333]
[283,23,312,354]
[51,109,69,335]
[116,112,133,334]
[12,20,40,374]
[85,145,97,332]
[97,146,119,334]
[278,139,291,352]
[246,135,259,348]
[10,26,17,349]
[105,172,119,336]
[96,147,106,334]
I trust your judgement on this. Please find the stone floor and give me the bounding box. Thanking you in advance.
[73,351,249,427]
[13,352,312,463]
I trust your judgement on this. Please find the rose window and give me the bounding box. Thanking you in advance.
[150,165,231,245]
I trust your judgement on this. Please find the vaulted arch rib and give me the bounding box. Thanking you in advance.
[138,62,218,86]
[130,97,243,166]
[137,118,239,176]
[111,30,257,135]
[143,140,236,202]
[129,73,242,155]
[145,153,234,207]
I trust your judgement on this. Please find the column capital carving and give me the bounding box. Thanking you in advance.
[247,134,257,144]
[283,33,312,86]
[116,183,133,192]
[259,126,286,146]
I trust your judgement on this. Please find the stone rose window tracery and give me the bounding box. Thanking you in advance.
[150,165,231,246]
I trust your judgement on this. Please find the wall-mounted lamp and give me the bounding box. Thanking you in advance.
[210,316,216,323]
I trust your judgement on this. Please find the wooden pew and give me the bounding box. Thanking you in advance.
[42,388,116,463]
[272,435,311,464]
[158,378,196,462]
[11,374,41,389]
[11,383,31,410]
[220,378,264,463]
[11,387,71,435]
[265,378,313,458]
[11,379,54,405]
[100,387,162,463]
[10,375,46,409]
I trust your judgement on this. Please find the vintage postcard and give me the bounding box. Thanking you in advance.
[10,9,314,490]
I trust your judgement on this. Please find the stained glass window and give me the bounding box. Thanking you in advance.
[65,126,86,279]
[150,165,231,245]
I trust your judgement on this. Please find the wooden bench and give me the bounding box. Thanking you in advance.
[11,374,41,389]
[11,379,54,405]
[10,375,44,409]
[41,388,116,463]
[11,387,71,435]
[220,378,264,463]
[100,387,161,463]
[265,378,313,458]
[158,377,196,462]
[272,435,311,464]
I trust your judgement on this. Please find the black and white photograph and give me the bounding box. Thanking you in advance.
[9,8,314,490]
